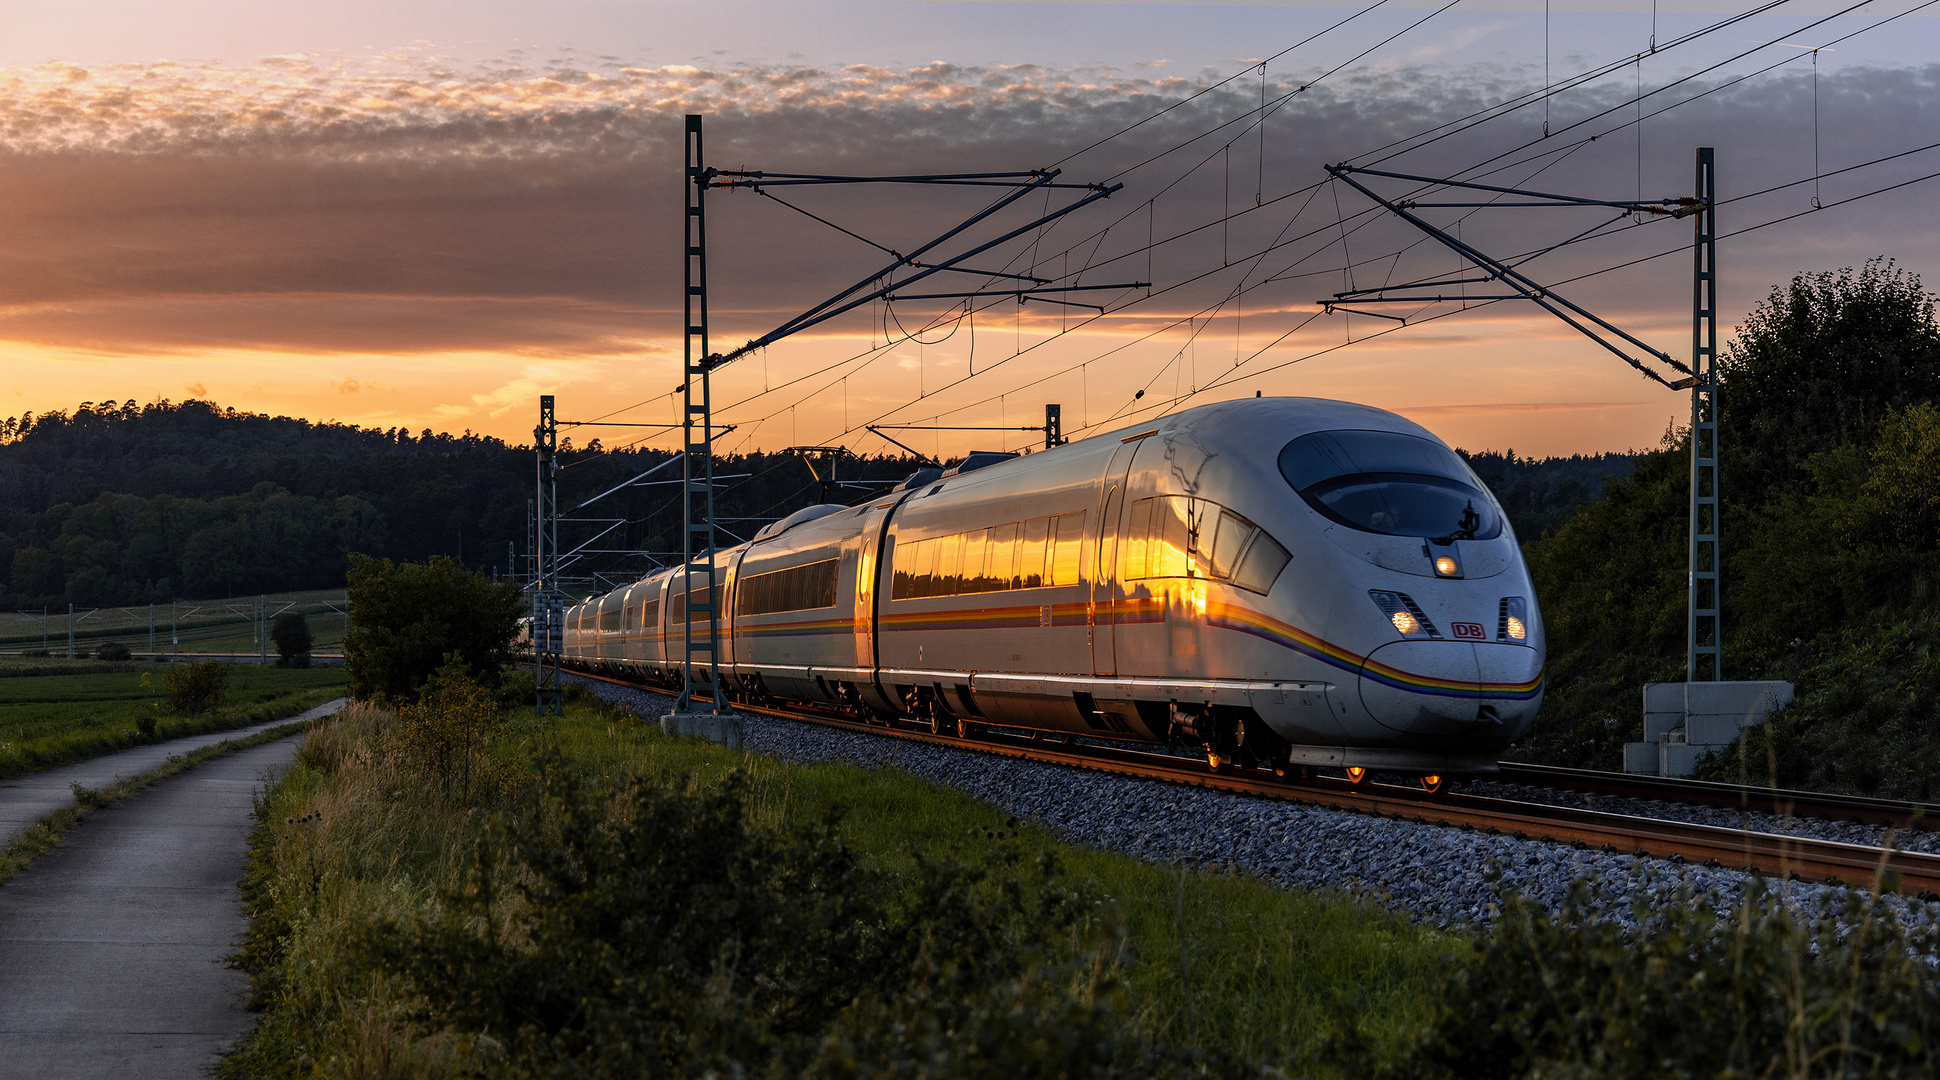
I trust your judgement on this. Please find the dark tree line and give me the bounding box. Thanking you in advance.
[1460,450,1637,541]
[0,399,922,609]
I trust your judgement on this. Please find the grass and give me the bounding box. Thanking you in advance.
[225,694,1454,1077]
[0,659,348,780]
[0,717,320,887]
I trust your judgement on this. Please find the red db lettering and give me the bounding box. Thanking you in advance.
[1452,622,1486,639]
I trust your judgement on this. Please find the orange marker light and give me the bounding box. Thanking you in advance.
[1434,555,1460,577]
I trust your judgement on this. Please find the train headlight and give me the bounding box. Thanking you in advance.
[1434,554,1461,577]
[1369,590,1438,638]
[1498,596,1529,642]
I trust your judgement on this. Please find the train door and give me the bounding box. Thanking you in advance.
[1090,440,1141,676]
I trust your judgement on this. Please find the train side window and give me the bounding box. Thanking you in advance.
[935,533,965,597]
[985,522,1019,590]
[672,587,713,623]
[1123,498,1153,580]
[739,558,841,615]
[1049,511,1086,586]
[891,537,928,599]
[961,528,990,594]
[1234,532,1292,594]
[1152,497,1190,578]
[1018,517,1049,588]
[643,597,661,628]
[1209,510,1254,581]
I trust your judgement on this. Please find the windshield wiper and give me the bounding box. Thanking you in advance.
[1431,501,1483,545]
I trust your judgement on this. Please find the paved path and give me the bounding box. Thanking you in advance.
[0,698,346,848]
[0,701,343,1077]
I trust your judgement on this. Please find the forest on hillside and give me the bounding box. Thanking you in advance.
[0,395,1630,613]
[1521,259,1940,797]
[0,403,922,609]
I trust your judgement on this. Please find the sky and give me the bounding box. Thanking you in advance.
[0,0,1936,458]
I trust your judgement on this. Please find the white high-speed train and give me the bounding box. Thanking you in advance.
[557,397,1544,785]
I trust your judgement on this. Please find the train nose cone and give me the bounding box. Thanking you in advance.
[1358,641,1544,736]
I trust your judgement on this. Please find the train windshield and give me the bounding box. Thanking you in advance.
[1278,429,1502,540]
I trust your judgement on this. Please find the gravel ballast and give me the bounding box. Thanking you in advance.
[567,675,1932,930]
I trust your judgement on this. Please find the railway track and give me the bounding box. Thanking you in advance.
[557,667,1940,897]
[1494,762,1940,832]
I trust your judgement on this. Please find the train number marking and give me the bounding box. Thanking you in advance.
[1451,622,1486,640]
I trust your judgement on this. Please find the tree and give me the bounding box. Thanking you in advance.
[271,611,313,668]
[1720,258,1940,498]
[344,553,524,702]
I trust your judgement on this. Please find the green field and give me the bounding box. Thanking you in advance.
[0,659,349,779]
[0,589,349,658]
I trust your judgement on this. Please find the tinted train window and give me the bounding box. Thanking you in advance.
[1278,429,1502,541]
[670,587,713,623]
[737,559,840,616]
[891,511,1082,600]
[1122,496,1290,595]
[640,597,660,629]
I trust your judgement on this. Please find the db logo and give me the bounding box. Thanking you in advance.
[1451,622,1486,640]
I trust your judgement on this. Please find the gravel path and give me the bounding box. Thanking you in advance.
[569,675,1931,930]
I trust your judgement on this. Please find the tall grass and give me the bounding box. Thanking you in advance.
[224,697,1450,1078]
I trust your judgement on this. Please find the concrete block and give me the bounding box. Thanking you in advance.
[1685,714,1749,747]
[1646,681,1793,723]
[662,710,744,750]
[1685,679,1793,717]
[1622,742,1660,774]
[1644,711,1686,741]
[1642,683,1687,714]
[1661,740,1708,778]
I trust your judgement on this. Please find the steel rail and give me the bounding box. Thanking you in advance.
[554,666,1940,896]
[1495,762,1940,832]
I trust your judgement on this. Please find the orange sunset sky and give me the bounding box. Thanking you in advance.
[2,0,1936,459]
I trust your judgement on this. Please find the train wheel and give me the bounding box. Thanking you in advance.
[1343,766,1369,785]
[928,713,944,736]
[1206,748,1227,772]
[1420,774,1444,794]
[955,716,974,740]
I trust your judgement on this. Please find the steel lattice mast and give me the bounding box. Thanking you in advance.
[679,115,729,715]
[1688,148,1720,681]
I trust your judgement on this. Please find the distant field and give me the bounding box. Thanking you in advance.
[0,659,348,779]
[0,589,348,659]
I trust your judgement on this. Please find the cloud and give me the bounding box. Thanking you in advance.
[0,51,1930,374]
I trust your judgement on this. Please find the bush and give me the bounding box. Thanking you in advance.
[163,660,230,715]
[344,553,524,702]
[270,612,312,669]
[1393,879,1940,1079]
[355,761,1225,1079]
[95,642,131,662]
[396,655,511,801]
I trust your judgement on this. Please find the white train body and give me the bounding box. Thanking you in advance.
[560,397,1545,774]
